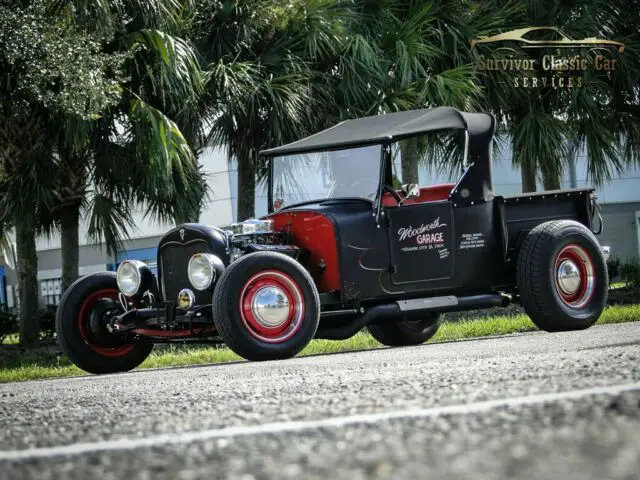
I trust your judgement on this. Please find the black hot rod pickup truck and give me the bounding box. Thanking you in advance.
[56,107,609,374]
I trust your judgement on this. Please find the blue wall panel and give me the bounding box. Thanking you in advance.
[0,265,5,306]
[109,248,159,275]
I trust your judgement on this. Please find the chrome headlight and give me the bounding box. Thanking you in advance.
[116,260,152,296]
[188,253,224,291]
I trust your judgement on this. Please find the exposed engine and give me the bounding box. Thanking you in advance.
[222,219,282,261]
[224,218,302,263]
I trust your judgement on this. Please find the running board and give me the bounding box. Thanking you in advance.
[396,293,508,314]
[316,293,509,340]
[397,296,458,311]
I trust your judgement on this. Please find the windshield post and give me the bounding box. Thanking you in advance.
[462,130,470,172]
[374,143,390,225]
[267,157,274,213]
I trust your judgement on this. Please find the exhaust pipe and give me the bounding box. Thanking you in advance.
[397,293,508,314]
[316,293,509,340]
[316,303,400,340]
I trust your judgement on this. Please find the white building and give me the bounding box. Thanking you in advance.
[1,141,639,309]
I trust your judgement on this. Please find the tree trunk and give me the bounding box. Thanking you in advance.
[16,219,39,348]
[511,109,536,193]
[514,136,537,193]
[400,138,419,184]
[520,157,537,193]
[236,150,256,221]
[540,147,562,191]
[60,203,80,293]
[567,139,579,189]
[541,167,561,191]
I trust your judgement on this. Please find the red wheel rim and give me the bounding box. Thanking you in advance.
[77,289,134,357]
[239,270,305,343]
[553,244,595,309]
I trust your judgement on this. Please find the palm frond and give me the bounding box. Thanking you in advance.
[86,191,137,255]
[0,221,16,269]
[513,110,569,186]
[130,98,197,179]
[130,29,204,105]
[128,99,206,223]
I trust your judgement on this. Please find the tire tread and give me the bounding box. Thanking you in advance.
[212,252,320,361]
[56,272,153,374]
[516,220,607,332]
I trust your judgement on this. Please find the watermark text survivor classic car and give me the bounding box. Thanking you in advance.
[56,107,610,374]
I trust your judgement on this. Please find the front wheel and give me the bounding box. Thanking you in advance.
[56,272,153,374]
[368,314,442,347]
[516,220,608,332]
[212,252,320,361]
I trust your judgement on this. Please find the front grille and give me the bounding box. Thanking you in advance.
[159,240,212,304]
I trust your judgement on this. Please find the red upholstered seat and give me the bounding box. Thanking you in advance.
[381,183,455,207]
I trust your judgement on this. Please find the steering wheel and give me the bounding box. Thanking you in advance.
[383,184,403,204]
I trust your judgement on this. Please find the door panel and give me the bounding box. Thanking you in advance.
[387,201,455,284]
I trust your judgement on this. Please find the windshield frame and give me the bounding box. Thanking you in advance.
[266,144,385,213]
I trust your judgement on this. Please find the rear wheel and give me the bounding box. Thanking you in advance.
[212,252,320,361]
[516,220,608,332]
[56,273,153,374]
[368,314,442,346]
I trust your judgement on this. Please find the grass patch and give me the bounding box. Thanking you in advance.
[1,304,639,383]
[2,334,19,345]
[1,364,83,383]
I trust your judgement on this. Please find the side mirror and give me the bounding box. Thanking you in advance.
[399,183,420,205]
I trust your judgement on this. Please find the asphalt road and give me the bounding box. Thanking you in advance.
[0,322,639,480]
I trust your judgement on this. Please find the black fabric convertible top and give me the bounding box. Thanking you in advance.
[260,107,493,157]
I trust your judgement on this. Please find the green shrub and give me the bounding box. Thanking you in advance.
[0,311,18,344]
[607,257,621,282]
[620,261,640,289]
[38,306,57,342]
[0,307,57,344]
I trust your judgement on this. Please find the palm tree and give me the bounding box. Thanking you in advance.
[0,1,127,346]
[572,0,640,183]
[474,0,640,192]
[340,1,490,183]
[194,0,342,220]
[1,0,207,346]
[194,0,494,219]
[48,0,207,292]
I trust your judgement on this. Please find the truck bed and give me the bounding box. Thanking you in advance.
[498,187,596,261]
